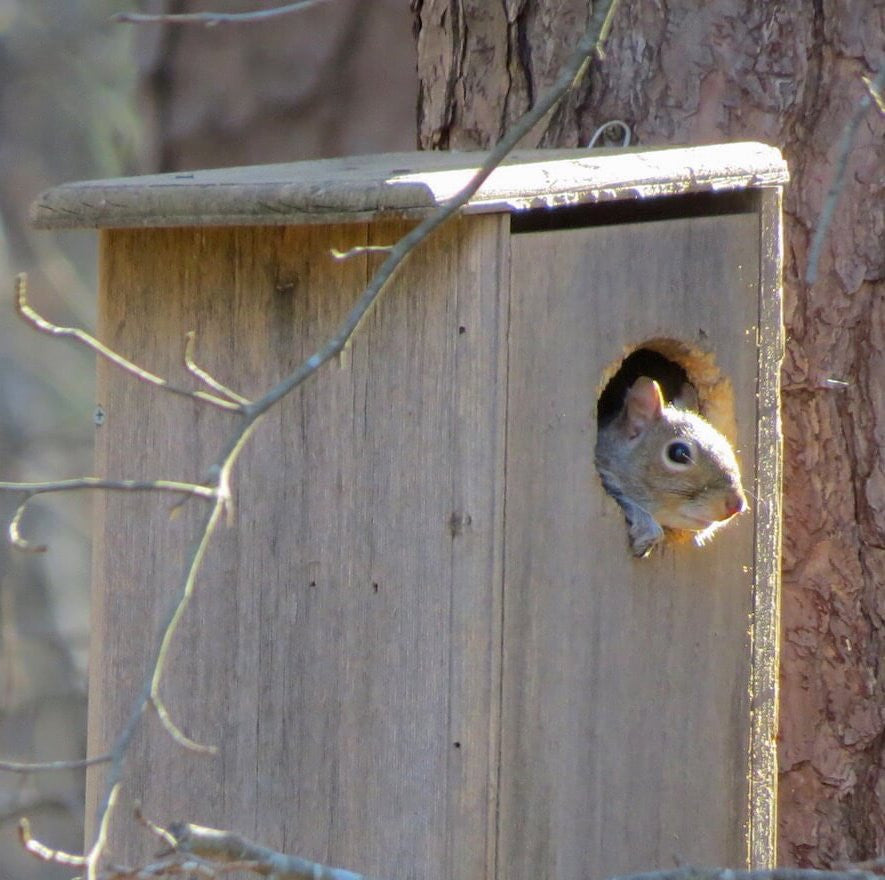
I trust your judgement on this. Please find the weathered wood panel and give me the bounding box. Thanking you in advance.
[87,216,509,880]
[31,143,787,230]
[498,210,764,880]
[749,187,784,869]
[84,187,780,880]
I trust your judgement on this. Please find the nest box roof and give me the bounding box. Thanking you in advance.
[31,143,788,230]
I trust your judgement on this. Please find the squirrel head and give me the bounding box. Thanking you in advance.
[618,376,746,534]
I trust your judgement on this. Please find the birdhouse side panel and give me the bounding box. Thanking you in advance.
[88,216,510,880]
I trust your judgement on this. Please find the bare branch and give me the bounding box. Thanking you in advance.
[101,856,262,878]
[170,822,367,880]
[19,817,87,866]
[144,420,262,755]
[48,817,885,880]
[0,478,216,499]
[15,274,243,412]
[843,860,885,874]
[96,497,227,827]
[86,783,123,880]
[211,0,624,473]
[150,694,218,756]
[806,63,885,283]
[134,804,178,850]
[88,417,265,863]
[0,753,112,773]
[91,420,259,847]
[1,478,216,552]
[9,499,45,552]
[863,72,885,113]
[184,331,250,406]
[111,0,331,26]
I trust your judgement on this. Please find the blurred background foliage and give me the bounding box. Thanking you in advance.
[1,3,139,876]
[0,2,415,876]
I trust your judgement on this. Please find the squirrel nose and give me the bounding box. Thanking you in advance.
[723,489,746,519]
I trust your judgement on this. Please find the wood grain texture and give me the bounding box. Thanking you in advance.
[87,216,510,880]
[498,210,765,879]
[86,191,781,879]
[30,144,787,230]
[748,187,784,869]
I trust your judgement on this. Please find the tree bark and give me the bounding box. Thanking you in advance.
[413,0,885,867]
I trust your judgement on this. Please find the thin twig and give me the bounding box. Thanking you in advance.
[64,821,885,880]
[19,817,87,866]
[0,478,216,499]
[15,274,243,412]
[211,0,623,474]
[134,804,179,850]
[149,694,218,757]
[1,478,216,552]
[864,72,885,113]
[97,497,226,828]
[806,63,884,283]
[95,418,261,837]
[842,860,885,874]
[0,753,112,773]
[112,0,331,26]
[147,419,260,754]
[9,500,45,552]
[170,822,366,880]
[102,856,262,878]
[184,332,250,406]
[86,782,122,880]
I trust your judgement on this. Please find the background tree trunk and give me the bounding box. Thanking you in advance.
[134,0,417,170]
[413,0,885,867]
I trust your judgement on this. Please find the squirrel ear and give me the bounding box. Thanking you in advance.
[624,376,664,438]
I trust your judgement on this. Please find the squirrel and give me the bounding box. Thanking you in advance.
[595,375,747,558]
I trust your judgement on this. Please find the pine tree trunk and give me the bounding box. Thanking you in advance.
[413,0,885,867]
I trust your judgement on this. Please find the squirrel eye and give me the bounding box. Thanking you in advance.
[665,440,693,466]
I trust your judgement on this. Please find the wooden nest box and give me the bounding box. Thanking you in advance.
[32,143,787,878]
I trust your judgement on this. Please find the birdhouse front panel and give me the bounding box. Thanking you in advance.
[499,208,760,879]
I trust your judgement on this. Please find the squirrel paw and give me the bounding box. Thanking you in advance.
[625,505,664,558]
[598,473,665,558]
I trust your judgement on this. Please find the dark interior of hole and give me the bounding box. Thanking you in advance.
[511,189,758,234]
[597,349,692,427]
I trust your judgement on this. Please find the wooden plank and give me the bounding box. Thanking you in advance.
[748,187,784,869]
[31,144,788,230]
[86,215,509,880]
[499,211,764,880]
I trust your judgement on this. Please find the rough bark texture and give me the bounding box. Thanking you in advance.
[413,0,884,868]
[134,0,417,170]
